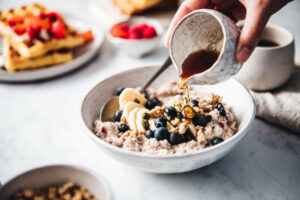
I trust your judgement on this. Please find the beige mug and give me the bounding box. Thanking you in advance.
[235,24,295,91]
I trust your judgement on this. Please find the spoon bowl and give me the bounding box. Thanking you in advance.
[100,57,172,121]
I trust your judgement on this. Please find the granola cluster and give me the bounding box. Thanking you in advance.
[11,182,97,200]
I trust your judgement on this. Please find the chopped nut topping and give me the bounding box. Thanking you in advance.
[11,182,97,200]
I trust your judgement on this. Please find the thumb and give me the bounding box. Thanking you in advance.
[236,2,271,63]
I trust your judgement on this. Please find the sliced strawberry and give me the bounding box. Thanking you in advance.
[26,26,41,40]
[11,26,26,35]
[81,30,93,43]
[142,26,157,38]
[51,20,66,38]
[110,24,129,39]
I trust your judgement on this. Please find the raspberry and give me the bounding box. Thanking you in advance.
[129,26,142,39]
[142,26,157,38]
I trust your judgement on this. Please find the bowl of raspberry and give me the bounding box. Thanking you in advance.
[107,18,164,57]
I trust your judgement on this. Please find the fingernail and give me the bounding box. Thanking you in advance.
[236,46,252,63]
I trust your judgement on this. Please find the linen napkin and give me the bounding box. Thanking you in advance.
[251,67,300,133]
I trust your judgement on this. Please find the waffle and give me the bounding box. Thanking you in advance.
[112,0,162,15]
[0,4,87,59]
[112,0,178,15]
[3,41,73,72]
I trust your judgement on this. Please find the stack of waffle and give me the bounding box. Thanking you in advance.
[0,4,93,72]
[112,0,179,15]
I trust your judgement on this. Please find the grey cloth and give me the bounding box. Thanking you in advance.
[251,68,300,133]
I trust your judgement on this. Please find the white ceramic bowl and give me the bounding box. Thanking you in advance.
[81,66,255,173]
[106,17,164,57]
[0,165,112,200]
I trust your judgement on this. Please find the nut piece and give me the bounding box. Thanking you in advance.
[178,122,189,134]
[148,106,164,118]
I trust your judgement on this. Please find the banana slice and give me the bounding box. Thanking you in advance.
[128,107,141,132]
[136,108,150,134]
[123,101,143,122]
[119,88,147,109]
[148,119,156,130]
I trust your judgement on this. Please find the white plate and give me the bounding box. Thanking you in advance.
[0,12,104,82]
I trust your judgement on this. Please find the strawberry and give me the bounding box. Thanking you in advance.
[11,26,26,35]
[110,24,129,39]
[51,20,66,38]
[142,26,157,38]
[26,26,41,40]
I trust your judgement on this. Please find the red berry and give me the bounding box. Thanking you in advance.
[119,23,129,32]
[129,26,142,39]
[51,20,66,38]
[12,26,26,35]
[26,26,41,40]
[142,26,157,38]
[129,31,140,39]
[137,23,148,31]
[39,13,47,19]
[8,20,16,27]
[110,24,129,39]
[47,12,60,22]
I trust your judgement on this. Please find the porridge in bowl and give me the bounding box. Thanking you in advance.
[93,82,237,155]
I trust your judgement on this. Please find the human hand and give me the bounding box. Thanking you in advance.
[166,0,292,63]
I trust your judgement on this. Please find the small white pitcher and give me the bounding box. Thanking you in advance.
[170,9,242,85]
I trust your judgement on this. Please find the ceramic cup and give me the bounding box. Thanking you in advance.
[234,24,295,91]
[170,9,242,85]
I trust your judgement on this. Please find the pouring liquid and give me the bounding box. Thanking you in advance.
[178,49,219,101]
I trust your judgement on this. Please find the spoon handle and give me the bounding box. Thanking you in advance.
[140,56,172,93]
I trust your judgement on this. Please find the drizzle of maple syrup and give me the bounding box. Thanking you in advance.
[178,49,219,102]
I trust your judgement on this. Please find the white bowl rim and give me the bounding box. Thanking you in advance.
[80,66,256,159]
[0,164,112,200]
[255,24,294,50]
[106,17,164,42]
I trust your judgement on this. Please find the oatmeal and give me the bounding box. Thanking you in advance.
[94,82,237,155]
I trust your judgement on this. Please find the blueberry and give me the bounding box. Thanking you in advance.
[190,99,199,107]
[145,98,159,110]
[183,130,195,142]
[169,131,183,145]
[114,110,123,122]
[116,87,125,96]
[211,137,224,145]
[206,115,212,123]
[145,130,155,138]
[193,115,207,127]
[216,103,226,116]
[118,123,129,132]
[164,106,177,120]
[155,117,167,128]
[154,127,169,140]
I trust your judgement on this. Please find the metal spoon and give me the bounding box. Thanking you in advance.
[100,56,172,122]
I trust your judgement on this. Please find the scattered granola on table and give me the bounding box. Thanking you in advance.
[94,82,237,155]
[11,182,97,200]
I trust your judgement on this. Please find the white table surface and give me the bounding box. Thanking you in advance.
[0,0,299,199]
